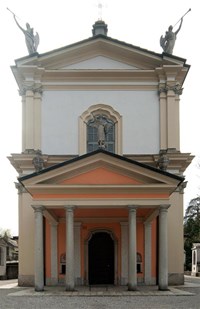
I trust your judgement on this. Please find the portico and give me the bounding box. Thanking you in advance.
[31,202,170,291]
[18,149,182,291]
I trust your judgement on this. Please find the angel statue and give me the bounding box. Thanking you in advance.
[160,18,183,54]
[10,10,39,55]
[89,114,114,149]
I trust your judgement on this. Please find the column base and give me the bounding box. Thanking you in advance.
[158,286,169,291]
[35,286,44,292]
[128,284,138,291]
[65,285,75,291]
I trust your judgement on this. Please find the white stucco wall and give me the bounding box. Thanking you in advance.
[41,90,159,155]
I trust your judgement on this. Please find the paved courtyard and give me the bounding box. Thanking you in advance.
[0,276,200,309]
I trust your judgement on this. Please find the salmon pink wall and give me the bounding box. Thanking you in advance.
[44,209,158,283]
[60,167,142,185]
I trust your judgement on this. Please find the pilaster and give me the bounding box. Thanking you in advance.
[20,84,42,152]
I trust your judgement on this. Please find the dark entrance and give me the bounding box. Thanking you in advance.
[88,232,114,285]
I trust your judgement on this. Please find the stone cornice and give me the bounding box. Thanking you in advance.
[8,151,194,176]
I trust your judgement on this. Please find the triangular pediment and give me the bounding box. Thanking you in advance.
[19,150,183,197]
[13,35,188,71]
[59,167,142,185]
[61,56,139,70]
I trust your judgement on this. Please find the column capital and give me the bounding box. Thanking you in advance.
[15,182,27,194]
[128,205,138,211]
[159,204,170,212]
[19,83,43,96]
[64,206,75,212]
[32,206,45,213]
[158,83,183,96]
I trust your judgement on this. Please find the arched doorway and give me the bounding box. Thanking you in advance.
[88,231,114,284]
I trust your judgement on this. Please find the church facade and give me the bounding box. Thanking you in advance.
[9,20,193,291]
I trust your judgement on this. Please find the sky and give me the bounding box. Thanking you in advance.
[0,0,199,236]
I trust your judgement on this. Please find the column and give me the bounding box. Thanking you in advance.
[159,205,169,290]
[120,222,128,285]
[65,206,75,291]
[74,222,81,285]
[50,223,58,285]
[144,222,152,285]
[33,206,44,291]
[128,206,137,291]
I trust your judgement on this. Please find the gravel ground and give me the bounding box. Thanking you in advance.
[0,278,200,309]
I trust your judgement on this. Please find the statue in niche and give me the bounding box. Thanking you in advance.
[88,114,114,149]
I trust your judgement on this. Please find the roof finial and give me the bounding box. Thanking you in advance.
[98,1,103,20]
[92,1,108,36]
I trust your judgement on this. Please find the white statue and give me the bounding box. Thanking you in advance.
[89,114,114,149]
[160,18,183,54]
[8,9,39,55]
[160,8,191,55]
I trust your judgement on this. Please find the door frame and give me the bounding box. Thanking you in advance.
[84,229,118,285]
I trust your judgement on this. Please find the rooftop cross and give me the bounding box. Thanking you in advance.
[96,1,107,21]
